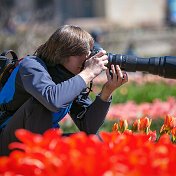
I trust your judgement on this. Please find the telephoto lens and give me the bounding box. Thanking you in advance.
[107,53,176,79]
[91,47,176,79]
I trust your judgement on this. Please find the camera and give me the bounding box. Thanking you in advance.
[91,47,176,79]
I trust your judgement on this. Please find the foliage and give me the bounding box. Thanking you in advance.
[90,82,176,104]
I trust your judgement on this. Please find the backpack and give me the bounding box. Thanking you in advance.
[0,50,20,129]
[0,50,19,90]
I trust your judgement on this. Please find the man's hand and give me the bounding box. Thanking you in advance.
[78,50,108,84]
[100,65,128,101]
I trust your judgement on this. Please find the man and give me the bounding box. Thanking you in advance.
[0,25,128,155]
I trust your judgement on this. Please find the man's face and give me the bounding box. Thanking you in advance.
[62,53,90,74]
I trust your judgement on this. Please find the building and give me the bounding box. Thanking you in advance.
[0,0,168,29]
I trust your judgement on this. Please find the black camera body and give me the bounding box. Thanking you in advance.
[91,47,176,79]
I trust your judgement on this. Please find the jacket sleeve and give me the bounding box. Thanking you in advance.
[18,56,87,112]
[69,91,111,134]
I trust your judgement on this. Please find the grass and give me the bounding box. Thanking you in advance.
[90,82,176,104]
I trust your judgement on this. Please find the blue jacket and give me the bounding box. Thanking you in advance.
[0,56,111,134]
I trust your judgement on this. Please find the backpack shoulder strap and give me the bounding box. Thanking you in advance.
[0,50,19,89]
[0,50,18,62]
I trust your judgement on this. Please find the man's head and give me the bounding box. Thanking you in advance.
[35,25,94,68]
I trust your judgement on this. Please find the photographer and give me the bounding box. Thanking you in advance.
[0,25,128,156]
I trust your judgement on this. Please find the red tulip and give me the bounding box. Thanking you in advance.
[164,114,176,129]
[119,119,128,133]
[160,115,176,135]
[139,116,152,134]
[0,116,176,176]
[132,119,140,132]
[112,122,119,132]
[171,127,176,142]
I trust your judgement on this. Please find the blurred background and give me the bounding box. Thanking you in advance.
[1,0,176,132]
[1,0,176,57]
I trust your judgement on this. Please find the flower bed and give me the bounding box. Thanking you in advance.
[92,75,176,104]
[61,97,176,125]
[0,115,176,176]
[107,97,176,121]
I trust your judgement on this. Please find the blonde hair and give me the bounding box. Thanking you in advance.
[34,25,94,65]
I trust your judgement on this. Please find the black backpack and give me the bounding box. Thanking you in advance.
[0,50,20,129]
[0,50,19,90]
